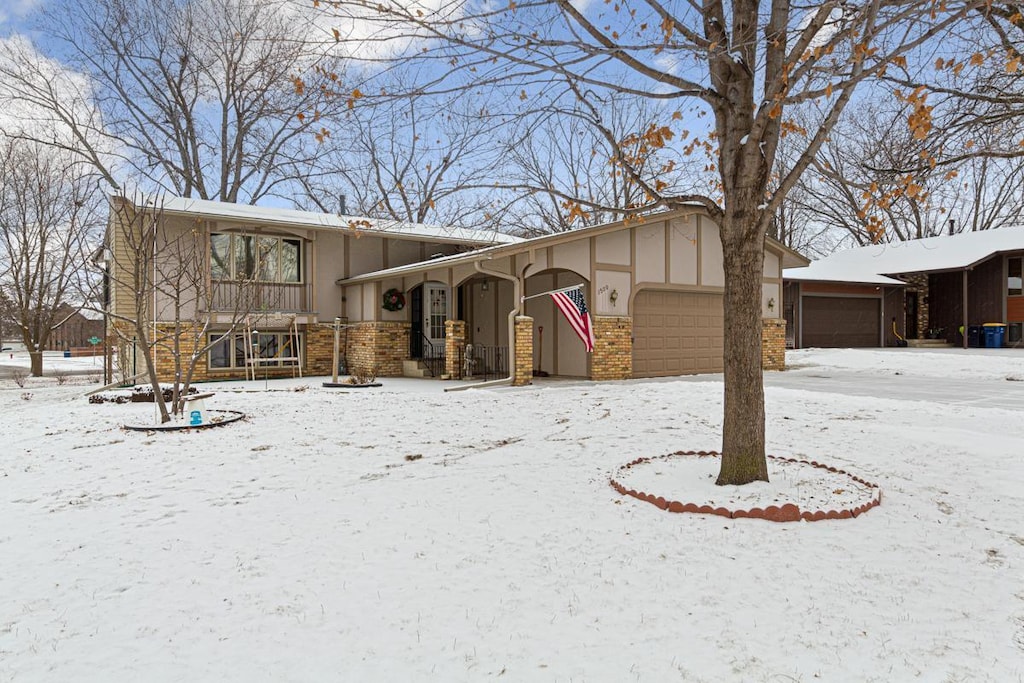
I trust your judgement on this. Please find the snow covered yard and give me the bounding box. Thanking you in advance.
[1,349,1023,682]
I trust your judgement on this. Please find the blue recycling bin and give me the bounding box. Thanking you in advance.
[983,324,1006,348]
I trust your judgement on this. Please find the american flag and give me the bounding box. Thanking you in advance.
[551,287,595,353]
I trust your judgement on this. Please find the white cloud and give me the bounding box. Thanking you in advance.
[0,0,43,26]
[0,34,121,179]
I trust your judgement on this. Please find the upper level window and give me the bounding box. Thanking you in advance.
[1009,256,1022,296]
[211,233,301,283]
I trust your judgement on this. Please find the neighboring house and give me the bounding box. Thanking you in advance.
[783,226,1024,349]
[105,195,807,384]
[48,305,105,351]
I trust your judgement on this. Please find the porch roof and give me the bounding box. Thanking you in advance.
[784,226,1024,284]
[336,208,810,285]
[113,194,520,248]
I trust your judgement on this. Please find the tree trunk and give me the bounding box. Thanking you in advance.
[29,349,43,377]
[717,221,769,486]
[134,321,170,424]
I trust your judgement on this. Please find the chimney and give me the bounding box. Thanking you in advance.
[339,194,347,215]
[948,219,955,236]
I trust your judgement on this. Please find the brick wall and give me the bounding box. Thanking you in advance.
[591,316,632,380]
[762,318,786,371]
[445,320,466,379]
[305,325,337,377]
[513,316,533,386]
[347,322,410,377]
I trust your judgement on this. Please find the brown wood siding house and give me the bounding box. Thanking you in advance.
[784,228,1024,349]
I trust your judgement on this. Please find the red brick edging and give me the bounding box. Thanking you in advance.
[610,451,882,522]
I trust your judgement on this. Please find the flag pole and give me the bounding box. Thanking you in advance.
[521,283,584,302]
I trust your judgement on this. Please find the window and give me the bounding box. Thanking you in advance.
[210,233,302,283]
[208,331,302,369]
[1009,256,1023,296]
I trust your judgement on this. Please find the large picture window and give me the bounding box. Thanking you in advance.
[210,233,302,283]
[208,331,302,369]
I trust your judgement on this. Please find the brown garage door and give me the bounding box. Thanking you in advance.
[633,290,724,377]
[801,296,880,347]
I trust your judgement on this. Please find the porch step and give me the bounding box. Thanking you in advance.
[402,360,430,378]
[906,339,955,348]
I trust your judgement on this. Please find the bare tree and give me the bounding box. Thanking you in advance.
[0,137,102,376]
[321,0,983,484]
[299,89,511,228]
[503,95,685,236]
[0,0,344,203]
[784,100,1024,246]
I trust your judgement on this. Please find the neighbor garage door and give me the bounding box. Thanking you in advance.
[801,296,881,347]
[633,290,724,378]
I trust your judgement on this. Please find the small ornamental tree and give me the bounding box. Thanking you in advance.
[318,0,982,484]
[105,193,268,423]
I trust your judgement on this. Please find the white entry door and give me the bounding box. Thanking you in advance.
[423,283,448,356]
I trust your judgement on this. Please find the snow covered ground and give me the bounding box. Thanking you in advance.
[1,348,1022,682]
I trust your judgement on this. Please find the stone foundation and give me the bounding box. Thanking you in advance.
[762,318,786,371]
[513,316,533,386]
[592,316,632,380]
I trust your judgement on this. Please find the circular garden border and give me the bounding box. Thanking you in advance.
[610,450,881,522]
[124,409,246,432]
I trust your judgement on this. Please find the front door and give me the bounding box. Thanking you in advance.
[423,283,447,357]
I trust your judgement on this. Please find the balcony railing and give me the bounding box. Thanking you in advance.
[209,281,312,313]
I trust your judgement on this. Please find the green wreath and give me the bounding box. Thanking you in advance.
[382,288,406,312]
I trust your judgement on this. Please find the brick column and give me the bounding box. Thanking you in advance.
[347,322,410,377]
[762,318,786,371]
[513,315,534,386]
[591,316,633,380]
[444,320,466,379]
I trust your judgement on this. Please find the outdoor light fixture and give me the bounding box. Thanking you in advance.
[610,289,618,305]
[767,297,776,312]
[481,280,490,291]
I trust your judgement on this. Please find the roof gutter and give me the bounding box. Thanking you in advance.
[445,257,530,392]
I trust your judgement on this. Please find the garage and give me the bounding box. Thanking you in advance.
[633,290,724,377]
[801,296,881,347]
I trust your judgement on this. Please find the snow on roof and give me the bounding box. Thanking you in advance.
[340,209,808,285]
[119,194,520,247]
[784,226,1024,284]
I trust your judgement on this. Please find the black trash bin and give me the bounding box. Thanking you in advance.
[967,326,982,348]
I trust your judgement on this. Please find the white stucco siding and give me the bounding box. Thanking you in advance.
[594,269,631,316]
[668,218,699,285]
[762,282,781,319]
[551,241,591,279]
[362,283,378,322]
[595,230,631,266]
[348,237,385,277]
[634,222,666,283]
[699,218,725,287]
[763,249,781,279]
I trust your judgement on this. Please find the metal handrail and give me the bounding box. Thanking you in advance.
[418,332,445,378]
